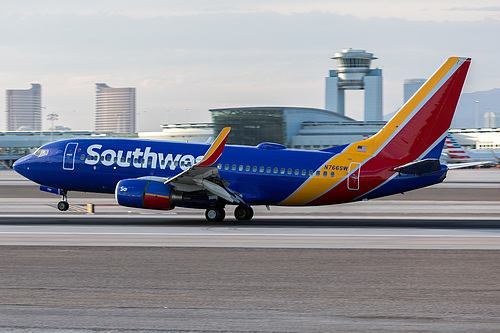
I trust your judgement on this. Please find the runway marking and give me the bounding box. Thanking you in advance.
[1,231,500,238]
[47,204,88,212]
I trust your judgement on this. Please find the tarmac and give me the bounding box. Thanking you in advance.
[0,168,499,332]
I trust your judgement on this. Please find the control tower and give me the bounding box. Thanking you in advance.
[325,48,383,121]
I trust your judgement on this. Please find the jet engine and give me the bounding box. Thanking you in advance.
[115,179,183,210]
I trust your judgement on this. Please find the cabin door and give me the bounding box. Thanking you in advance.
[347,162,361,190]
[63,142,78,170]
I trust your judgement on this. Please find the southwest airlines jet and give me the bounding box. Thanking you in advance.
[14,57,471,222]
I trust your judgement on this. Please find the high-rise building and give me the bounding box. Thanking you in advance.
[95,83,136,133]
[325,49,383,121]
[6,83,42,131]
[484,112,497,128]
[403,78,426,104]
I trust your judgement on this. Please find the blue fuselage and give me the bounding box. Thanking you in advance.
[13,138,447,206]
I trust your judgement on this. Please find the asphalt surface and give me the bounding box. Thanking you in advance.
[1,247,500,332]
[0,168,499,332]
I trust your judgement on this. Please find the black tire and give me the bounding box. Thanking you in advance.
[57,201,69,211]
[234,205,254,221]
[205,207,225,222]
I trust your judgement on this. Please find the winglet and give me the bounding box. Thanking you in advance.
[196,127,231,167]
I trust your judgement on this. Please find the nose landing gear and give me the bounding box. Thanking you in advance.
[57,190,69,211]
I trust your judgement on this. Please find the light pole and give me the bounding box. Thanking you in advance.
[47,113,58,142]
[475,100,479,128]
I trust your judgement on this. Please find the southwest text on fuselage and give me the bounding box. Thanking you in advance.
[84,144,204,171]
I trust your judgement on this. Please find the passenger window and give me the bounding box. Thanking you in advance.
[252,166,257,172]
[280,168,285,174]
[323,171,327,177]
[239,165,243,171]
[309,170,314,176]
[330,172,335,177]
[266,167,271,173]
[302,169,306,176]
[232,164,237,171]
[225,164,229,170]
[273,167,278,174]
[217,163,222,169]
[81,154,85,161]
[245,165,250,172]
[259,166,264,172]
[287,168,292,175]
[316,171,320,176]
[294,169,299,175]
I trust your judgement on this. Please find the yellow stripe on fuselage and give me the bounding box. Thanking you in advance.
[279,146,371,205]
[279,57,460,206]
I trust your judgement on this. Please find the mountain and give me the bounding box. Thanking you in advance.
[452,88,500,129]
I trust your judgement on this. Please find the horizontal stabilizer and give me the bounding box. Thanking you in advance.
[394,159,441,175]
[447,161,494,169]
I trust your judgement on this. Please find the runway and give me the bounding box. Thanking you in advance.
[1,168,500,332]
[1,216,500,249]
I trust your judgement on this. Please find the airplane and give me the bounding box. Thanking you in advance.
[441,134,498,166]
[13,57,471,222]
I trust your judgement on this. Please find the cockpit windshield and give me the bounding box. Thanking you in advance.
[33,148,49,157]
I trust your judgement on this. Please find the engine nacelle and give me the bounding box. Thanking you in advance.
[115,178,183,210]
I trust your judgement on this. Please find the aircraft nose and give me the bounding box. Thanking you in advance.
[13,156,28,176]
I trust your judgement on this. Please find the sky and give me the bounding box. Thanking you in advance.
[0,0,499,132]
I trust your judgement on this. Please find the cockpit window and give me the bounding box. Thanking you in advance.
[33,148,49,157]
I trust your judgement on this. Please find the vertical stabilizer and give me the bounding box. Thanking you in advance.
[367,57,471,161]
[280,57,471,206]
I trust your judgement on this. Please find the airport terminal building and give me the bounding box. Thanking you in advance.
[210,106,354,147]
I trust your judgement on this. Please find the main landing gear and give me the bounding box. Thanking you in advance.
[57,190,69,211]
[205,206,225,222]
[204,205,254,222]
[234,204,254,221]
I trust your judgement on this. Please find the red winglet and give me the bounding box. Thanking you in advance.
[197,127,231,167]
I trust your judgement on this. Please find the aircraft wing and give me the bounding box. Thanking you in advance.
[139,127,244,204]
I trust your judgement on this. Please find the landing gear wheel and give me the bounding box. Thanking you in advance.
[234,205,254,221]
[205,207,225,222]
[57,201,69,211]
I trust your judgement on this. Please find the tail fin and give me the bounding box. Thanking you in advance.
[279,57,471,206]
[361,57,471,163]
[443,134,472,161]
